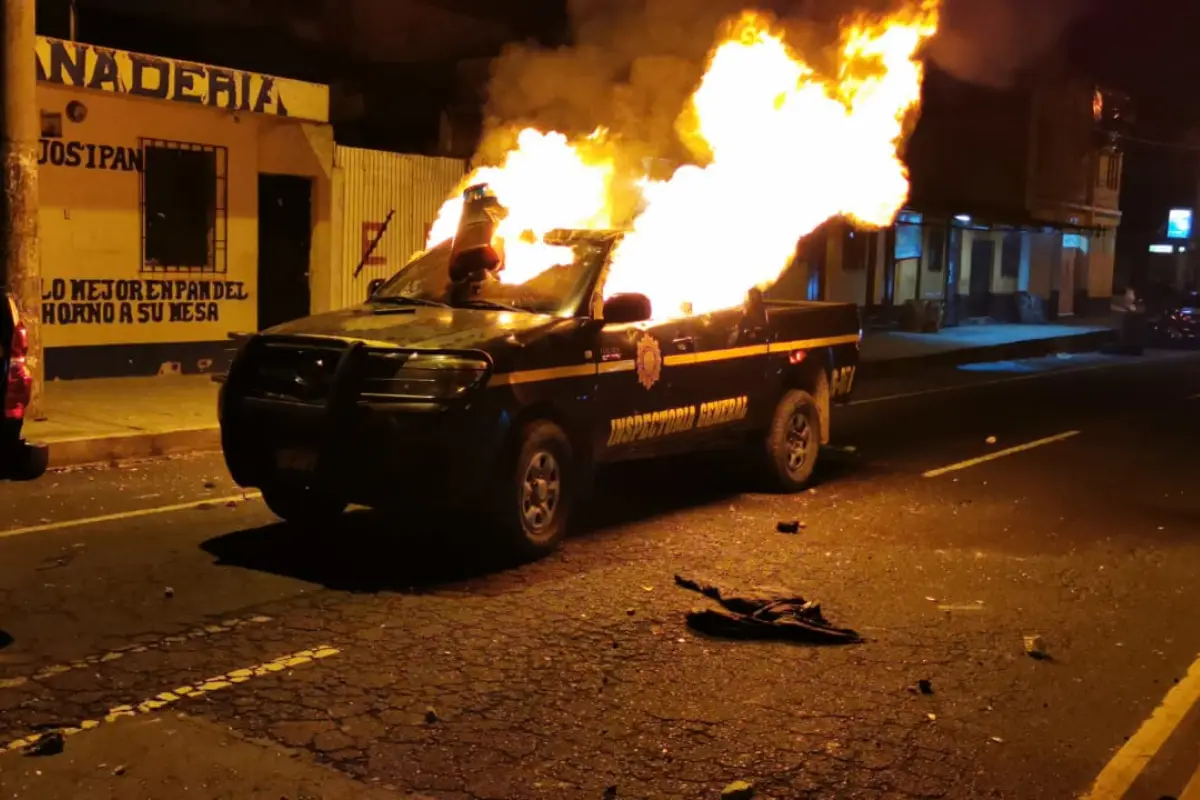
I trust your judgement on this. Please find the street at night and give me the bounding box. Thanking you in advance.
[3,350,1200,799]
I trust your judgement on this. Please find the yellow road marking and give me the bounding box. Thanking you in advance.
[1180,763,1200,800]
[1083,655,1200,799]
[0,492,263,540]
[2,644,339,754]
[922,431,1080,478]
[0,615,274,690]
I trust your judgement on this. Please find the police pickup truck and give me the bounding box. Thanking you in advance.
[219,187,860,559]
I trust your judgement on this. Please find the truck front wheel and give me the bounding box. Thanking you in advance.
[758,389,821,492]
[492,420,574,560]
[261,483,347,528]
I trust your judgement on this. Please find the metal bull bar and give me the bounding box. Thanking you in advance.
[220,335,370,492]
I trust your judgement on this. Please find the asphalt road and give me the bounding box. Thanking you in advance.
[2,348,1200,799]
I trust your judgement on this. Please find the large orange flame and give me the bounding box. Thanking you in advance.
[425,2,940,319]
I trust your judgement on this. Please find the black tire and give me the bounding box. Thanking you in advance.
[758,389,821,492]
[491,419,574,561]
[261,483,347,528]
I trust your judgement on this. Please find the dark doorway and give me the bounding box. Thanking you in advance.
[257,174,313,330]
[968,237,995,318]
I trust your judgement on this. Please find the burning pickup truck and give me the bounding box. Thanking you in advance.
[219,186,860,559]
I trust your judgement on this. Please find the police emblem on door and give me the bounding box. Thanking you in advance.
[636,334,662,390]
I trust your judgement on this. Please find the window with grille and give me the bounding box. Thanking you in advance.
[139,139,228,273]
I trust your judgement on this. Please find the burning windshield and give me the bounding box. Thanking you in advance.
[372,234,612,317]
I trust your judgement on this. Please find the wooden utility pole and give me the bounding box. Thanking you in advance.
[1,0,41,416]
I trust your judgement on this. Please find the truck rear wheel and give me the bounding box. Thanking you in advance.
[758,389,821,492]
[492,420,574,561]
[261,483,347,528]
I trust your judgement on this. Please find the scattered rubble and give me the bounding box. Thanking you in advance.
[1024,635,1049,660]
[722,780,755,800]
[23,731,64,757]
[674,575,860,645]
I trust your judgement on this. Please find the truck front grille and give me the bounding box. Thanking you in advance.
[243,339,345,406]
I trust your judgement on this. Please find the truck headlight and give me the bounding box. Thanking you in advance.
[365,353,490,400]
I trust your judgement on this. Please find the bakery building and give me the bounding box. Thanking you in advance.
[34,35,334,379]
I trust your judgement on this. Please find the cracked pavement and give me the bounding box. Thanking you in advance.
[2,350,1200,799]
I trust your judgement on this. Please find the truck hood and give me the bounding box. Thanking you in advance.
[262,304,564,352]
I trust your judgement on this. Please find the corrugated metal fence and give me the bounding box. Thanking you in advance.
[335,146,466,308]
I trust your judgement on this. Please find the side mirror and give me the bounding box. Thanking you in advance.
[602,293,652,325]
[367,278,385,301]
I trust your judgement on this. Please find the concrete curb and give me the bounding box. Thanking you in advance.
[857,328,1119,382]
[40,427,221,469]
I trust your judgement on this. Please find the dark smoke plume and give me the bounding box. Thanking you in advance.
[475,0,1076,180]
[928,0,1085,87]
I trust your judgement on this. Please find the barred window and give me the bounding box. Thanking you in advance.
[139,139,228,273]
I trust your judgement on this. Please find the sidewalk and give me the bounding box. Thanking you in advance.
[19,318,1120,469]
[857,318,1119,379]
[24,375,219,469]
[0,712,406,800]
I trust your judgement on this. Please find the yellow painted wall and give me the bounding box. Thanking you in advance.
[37,82,333,349]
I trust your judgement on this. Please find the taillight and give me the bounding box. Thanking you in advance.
[4,306,31,420]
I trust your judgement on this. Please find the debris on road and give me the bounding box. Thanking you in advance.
[918,679,933,695]
[424,706,440,724]
[23,731,64,757]
[985,436,997,445]
[163,586,175,599]
[112,764,127,776]
[603,785,618,799]
[1024,635,1049,660]
[674,574,861,645]
[776,520,805,534]
[722,780,755,800]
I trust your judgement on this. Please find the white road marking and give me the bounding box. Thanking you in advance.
[851,352,1196,407]
[0,492,263,541]
[3,644,340,754]
[0,614,275,690]
[1083,654,1200,799]
[922,431,1080,478]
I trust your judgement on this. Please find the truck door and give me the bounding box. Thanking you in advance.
[667,307,771,442]
[593,319,696,461]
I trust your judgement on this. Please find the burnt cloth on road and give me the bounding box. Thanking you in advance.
[674,574,861,644]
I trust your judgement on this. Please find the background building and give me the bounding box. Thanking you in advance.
[776,65,1129,329]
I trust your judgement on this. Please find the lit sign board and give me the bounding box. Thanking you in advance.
[1063,234,1088,253]
[1168,208,1193,240]
[1149,244,1175,254]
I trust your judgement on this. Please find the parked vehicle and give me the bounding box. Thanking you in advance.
[1150,291,1200,346]
[1,290,47,481]
[218,187,860,559]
